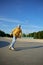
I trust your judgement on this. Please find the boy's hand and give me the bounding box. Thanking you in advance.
[10,33,12,36]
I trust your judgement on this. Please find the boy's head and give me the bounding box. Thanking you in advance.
[18,25,21,28]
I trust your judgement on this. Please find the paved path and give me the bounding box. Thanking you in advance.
[0,37,43,65]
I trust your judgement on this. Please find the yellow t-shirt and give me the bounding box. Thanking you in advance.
[11,27,22,38]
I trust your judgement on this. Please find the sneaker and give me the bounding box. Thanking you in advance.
[11,47,14,51]
[9,47,11,50]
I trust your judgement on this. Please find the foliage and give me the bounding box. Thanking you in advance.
[27,31,43,39]
[0,30,12,37]
[0,30,6,37]
[0,30,43,39]
[22,33,26,37]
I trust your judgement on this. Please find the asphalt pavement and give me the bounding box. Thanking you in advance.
[0,37,43,65]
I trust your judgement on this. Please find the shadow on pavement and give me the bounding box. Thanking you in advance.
[15,46,43,51]
[0,41,10,48]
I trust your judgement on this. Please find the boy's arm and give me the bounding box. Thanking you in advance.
[19,30,22,38]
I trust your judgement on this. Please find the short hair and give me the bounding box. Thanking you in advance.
[18,25,21,28]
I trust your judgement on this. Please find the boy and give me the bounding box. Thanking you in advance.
[9,25,22,50]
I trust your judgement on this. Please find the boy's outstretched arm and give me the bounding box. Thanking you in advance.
[19,30,22,38]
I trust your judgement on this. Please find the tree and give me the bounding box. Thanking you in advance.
[0,30,6,37]
[22,33,26,37]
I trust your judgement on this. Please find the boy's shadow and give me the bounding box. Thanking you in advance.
[15,46,43,51]
[0,41,10,48]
